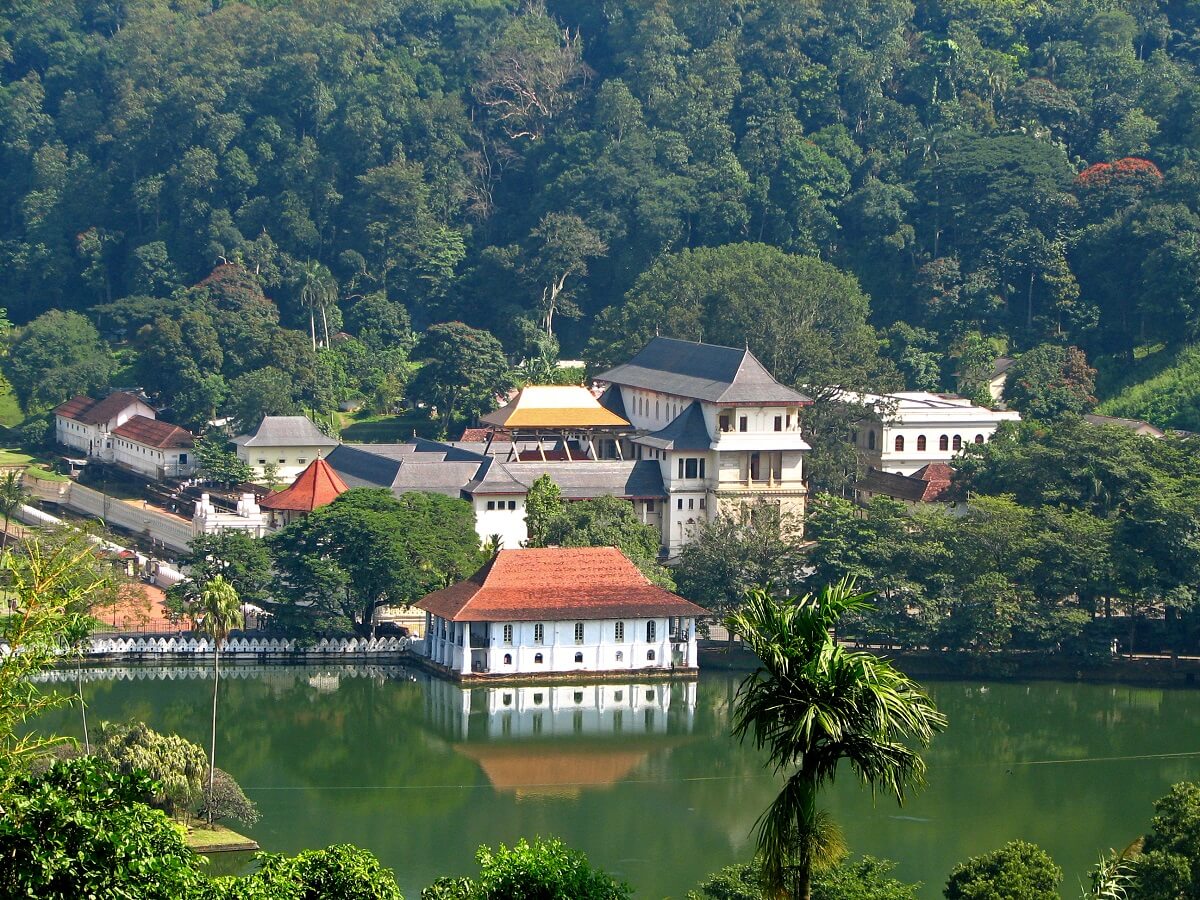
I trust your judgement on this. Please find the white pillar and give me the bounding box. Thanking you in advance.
[460,621,472,675]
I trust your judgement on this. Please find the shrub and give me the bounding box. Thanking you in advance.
[197,767,260,827]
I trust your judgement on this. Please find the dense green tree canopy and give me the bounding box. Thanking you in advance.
[3,0,1200,421]
[943,841,1061,900]
[269,488,485,633]
[2,310,114,412]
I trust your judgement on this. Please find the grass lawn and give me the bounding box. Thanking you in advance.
[0,384,22,429]
[0,447,33,466]
[185,823,259,853]
[23,464,69,482]
[338,410,440,442]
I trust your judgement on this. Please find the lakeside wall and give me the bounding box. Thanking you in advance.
[698,642,1200,687]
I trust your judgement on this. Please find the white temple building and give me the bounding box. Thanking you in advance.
[415,547,706,679]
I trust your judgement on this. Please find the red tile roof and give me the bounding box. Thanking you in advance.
[912,462,954,502]
[459,427,511,442]
[259,457,348,512]
[417,547,708,622]
[54,391,146,425]
[111,415,193,449]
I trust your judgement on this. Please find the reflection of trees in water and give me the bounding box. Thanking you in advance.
[34,668,1200,899]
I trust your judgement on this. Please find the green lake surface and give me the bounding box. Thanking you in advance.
[36,665,1200,898]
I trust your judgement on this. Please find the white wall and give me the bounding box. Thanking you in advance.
[238,445,331,480]
[473,496,526,548]
[427,616,697,675]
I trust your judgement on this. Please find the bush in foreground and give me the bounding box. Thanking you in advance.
[422,837,630,900]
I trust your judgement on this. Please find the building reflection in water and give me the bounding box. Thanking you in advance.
[424,678,699,799]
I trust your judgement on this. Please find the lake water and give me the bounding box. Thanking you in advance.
[35,665,1200,898]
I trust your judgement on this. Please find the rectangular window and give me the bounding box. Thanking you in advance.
[615,621,625,642]
[503,624,513,645]
[699,459,706,478]
[278,458,286,464]
[179,453,188,464]
[685,458,698,478]
[739,416,748,432]
[486,501,496,510]
[574,622,584,644]
[258,459,266,465]
[645,500,655,513]
[719,414,731,432]
[298,458,307,464]
[786,415,792,429]
[774,416,783,431]
[677,499,683,510]
[678,459,685,479]
[687,498,694,510]
[507,500,517,510]
[646,620,657,641]
[534,623,544,645]
[699,498,706,509]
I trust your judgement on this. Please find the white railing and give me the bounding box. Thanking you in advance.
[0,635,412,659]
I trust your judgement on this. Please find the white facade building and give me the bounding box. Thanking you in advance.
[233,416,339,480]
[836,391,1021,476]
[416,547,705,679]
[54,392,195,480]
[595,337,812,554]
[191,492,269,538]
[54,392,157,458]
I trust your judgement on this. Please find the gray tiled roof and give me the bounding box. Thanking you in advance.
[597,384,628,420]
[233,416,339,449]
[595,337,811,405]
[469,459,666,499]
[327,440,490,498]
[634,401,713,451]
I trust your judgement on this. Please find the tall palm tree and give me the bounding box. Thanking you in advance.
[297,260,338,349]
[726,578,947,900]
[197,575,242,825]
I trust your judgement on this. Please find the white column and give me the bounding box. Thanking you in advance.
[460,622,472,675]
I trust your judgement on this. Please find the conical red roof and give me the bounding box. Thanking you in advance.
[259,458,348,513]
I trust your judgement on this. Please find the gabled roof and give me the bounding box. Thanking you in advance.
[110,415,193,450]
[260,458,348,512]
[481,385,630,429]
[594,337,811,406]
[233,416,339,449]
[857,464,954,503]
[634,401,712,451]
[325,440,489,498]
[1083,414,1165,438]
[416,547,708,622]
[596,384,628,420]
[466,459,666,499]
[54,391,146,425]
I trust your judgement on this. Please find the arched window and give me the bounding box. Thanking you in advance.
[574,651,583,663]
[975,434,985,444]
[867,430,877,450]
[534,653,543,664]
[503,653,512,665]
[952,435,962,451]
[647,650,656,661]
[939,435,949,451]
[646,620,656,641]
[917,435,927,451]
[894,435,905,452]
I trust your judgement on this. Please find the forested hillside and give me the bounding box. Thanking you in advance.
[3,0,1200,429]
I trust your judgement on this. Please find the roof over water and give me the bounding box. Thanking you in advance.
[417,547,708,622]
[594,337,811,406]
